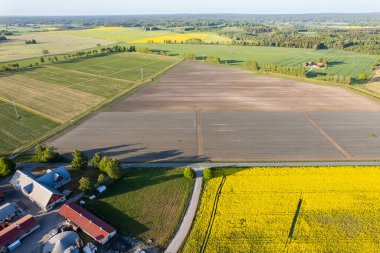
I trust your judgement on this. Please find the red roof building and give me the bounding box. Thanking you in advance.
[0,214,40,249]
[59,202,116,245]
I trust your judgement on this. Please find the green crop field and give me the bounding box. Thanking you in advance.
[0,101,58,154]
[0,52,178,153]
[132,44,379,80]
[87,167,194,248]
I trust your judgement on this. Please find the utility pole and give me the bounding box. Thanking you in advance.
[141,68,143,80]
[202,53,205,62]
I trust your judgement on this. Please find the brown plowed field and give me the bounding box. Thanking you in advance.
[50,61,380,161]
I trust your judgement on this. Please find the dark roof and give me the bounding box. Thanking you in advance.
[0,214,39,247]
[59,202,115,244]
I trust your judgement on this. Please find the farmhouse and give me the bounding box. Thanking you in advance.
[10,167,71,211]
[59,202,116,245]
[0,214,40,251]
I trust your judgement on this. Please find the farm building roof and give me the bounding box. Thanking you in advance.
[42,231,80,253]
[0,203,18,222]
[0,214,39,247]
[10,170,65,211]
[36,166,71,189]
[59,202,116,244]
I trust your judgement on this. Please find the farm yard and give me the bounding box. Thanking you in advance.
[183,166,380,253]
[87,167,194,248]
[0,52,178,154]
[0,101,58,154]
[134,43,379,80]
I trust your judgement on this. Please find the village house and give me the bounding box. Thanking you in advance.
[10,167,71,211]
[0,203,23,227]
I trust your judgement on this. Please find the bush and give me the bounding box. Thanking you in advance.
[183,167,195,179]
[97,173,107,184]
[0,157,16,178]
[34,144,60,162]
[72,150,88,170]
[203,168,214,180]
[90,152,102,168]
[180,52,196,60]
[79,177,92,193]
[205,56,221,64]
[245,60,260,70]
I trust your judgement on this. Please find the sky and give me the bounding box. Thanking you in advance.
[1,0,379,16]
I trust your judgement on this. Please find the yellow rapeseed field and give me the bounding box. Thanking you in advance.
[130,33,210,43]
[183,166,380,253]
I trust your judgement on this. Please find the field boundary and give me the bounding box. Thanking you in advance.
[200,176,226,253]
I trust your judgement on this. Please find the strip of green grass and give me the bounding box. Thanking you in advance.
[87,167,194,248]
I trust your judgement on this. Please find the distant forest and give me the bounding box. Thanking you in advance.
[0,13,379,54]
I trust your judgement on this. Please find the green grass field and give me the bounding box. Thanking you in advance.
[87,167,194,248]
[0,101,58,154]
[131,44,379,80]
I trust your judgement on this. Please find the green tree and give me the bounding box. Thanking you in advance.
[358,73,368,83]
[99,156,122,179]
[90,152,102,168]
[72,150,88,170]
[42,49,49,56]
[0,157,16,178]
[245,60,260,70]
[40,57,45,63]
[97,173,106,184]
[79,177,92,193]
[205,56,221,64]
[34,144,59,162]
[203,168,214,180]
[183,167,195,179]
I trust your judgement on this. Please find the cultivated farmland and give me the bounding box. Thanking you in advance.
[0,101,58,154]
[184,166,380,253]
[134,44,379,79]
[130,33,231,44]
[0,32,114,62]
[0,53,178,153]
[87,167,194,248]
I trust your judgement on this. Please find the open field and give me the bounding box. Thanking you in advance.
[55,27,175,43]
[365,68,380,94]
[132,44,379,79]
[0,53,178,153]
[0,32,114,62]
[130,33,231,44]
[183,166,380,253]
[113,61,380,112]
[87,167,194,248]
[0,101,58,154]
[49,62,380,161]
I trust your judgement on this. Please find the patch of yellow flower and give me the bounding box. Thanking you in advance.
[183,166,380,253]
[88,26,124,31]
[130,33,210,43]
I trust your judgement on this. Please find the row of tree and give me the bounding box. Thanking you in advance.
[262,64,307,78]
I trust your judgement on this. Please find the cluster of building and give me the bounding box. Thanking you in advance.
[0,166,116,252]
